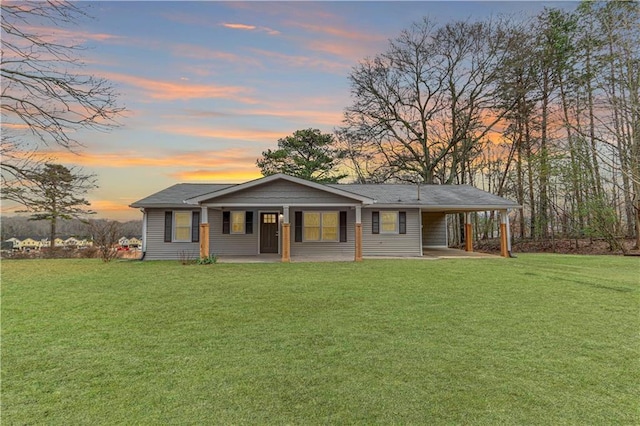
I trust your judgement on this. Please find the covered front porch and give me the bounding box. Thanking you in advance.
[215,248,497,263]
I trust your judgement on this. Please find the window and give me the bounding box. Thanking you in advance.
[381,212,398,233]
[372,211,407,234]
[304,212,321,241]
[301,211,339,242]
[164,211,200,242]
[231,211,245,234]
[222,211,253,234]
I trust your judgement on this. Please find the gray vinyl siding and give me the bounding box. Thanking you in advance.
[362,208,421,256]
[144,208,200,260]
[290,208,355,257]
[209,208,262,256]
[205,180,358,205]
[422,212,448,247]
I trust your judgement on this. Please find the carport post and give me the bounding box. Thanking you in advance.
[199,206,209,259]
[499,209,509,258]
[282,206,290,262]
[464,212,473,252]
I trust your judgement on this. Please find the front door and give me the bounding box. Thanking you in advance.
[260,212,278,253]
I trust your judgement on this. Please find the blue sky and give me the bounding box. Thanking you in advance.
[3,1,576,220]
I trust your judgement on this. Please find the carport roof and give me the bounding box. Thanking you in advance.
[330,184,521,211]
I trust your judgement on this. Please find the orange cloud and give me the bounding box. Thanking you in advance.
[102,72,257,103]
[171,169,262,182]
[158,125,286,143]
[19,148,261,170]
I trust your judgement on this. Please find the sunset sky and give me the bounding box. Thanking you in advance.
[2,1,575,221]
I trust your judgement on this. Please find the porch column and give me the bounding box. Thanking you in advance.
[282,206,290,262]
[355,206,363,262]
[499,209,509,258]
[464,212,473,252]
[199,206,209,259]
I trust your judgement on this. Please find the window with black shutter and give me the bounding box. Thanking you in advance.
[245,211,253,234]
[164,211,172,242]
[191,211,200,242]
[372,211,380,234]
[294,211,302,242]
[339,211,347,242]
[399,211,407,234]
[222,211,230,234]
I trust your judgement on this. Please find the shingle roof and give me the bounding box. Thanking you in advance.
[329,184,520,211]
[130,183,233,208]
[130,179,520,211]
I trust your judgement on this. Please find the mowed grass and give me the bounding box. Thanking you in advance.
[2,255,639,425]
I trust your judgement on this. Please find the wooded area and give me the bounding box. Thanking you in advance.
[337,2,639,250]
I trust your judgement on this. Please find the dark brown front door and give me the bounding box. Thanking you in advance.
[260,212,278,253]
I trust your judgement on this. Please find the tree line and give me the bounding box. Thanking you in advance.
[259,2,639,250]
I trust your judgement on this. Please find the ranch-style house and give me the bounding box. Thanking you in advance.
[130,173,520,261]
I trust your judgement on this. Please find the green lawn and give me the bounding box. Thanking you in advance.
[2,255,639,424]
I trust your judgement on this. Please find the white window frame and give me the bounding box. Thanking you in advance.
[380,211,399,234]
[231,211,246,234]
[173,211,192,242]
[303,211,339,242]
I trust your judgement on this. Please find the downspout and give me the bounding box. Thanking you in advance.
[139,208,147,261]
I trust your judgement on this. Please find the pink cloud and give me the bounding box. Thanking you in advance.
[102,72,257,102]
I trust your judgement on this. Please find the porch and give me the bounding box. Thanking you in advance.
[215,248,497,263]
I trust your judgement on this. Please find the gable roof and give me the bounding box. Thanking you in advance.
[183,174,375,204]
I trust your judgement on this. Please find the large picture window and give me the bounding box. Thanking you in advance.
[303,211,338,242]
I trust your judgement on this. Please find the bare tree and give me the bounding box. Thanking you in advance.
[339,17,515,185]
[87,219,121,262]
[1,1,123,198]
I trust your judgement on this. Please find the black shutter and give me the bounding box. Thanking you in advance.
[222,211,230,234]
[399,211,407,234]
[245,211,253,234]
[372,211,380,234]
[191,211,200,242]
[339,211,347,242]
[164,211,172,242]
[294,211,302,242]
